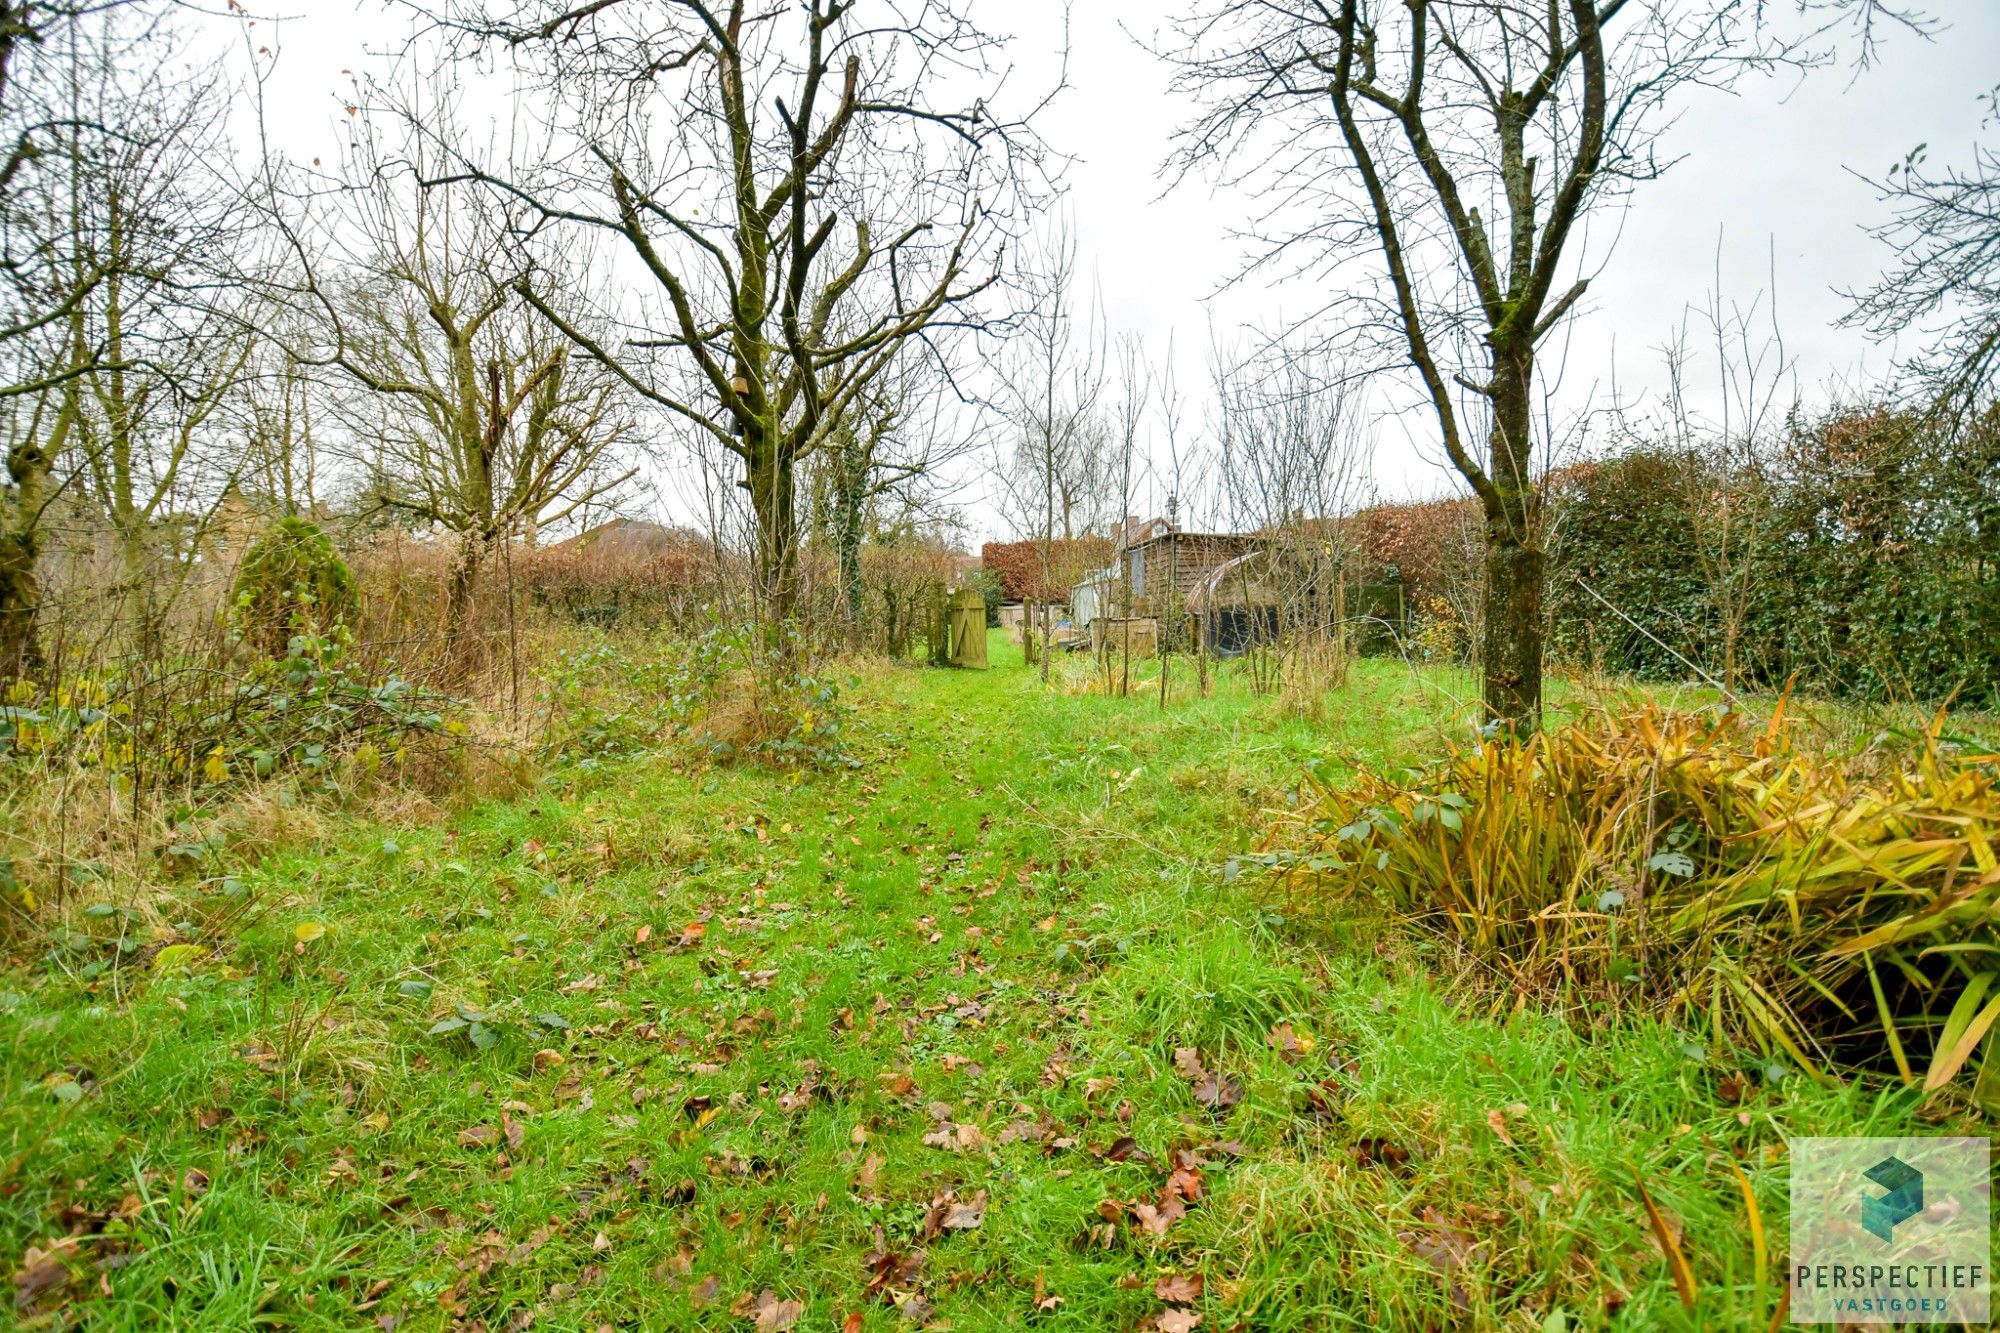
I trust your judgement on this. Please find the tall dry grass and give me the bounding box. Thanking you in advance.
[1262,701,2000,1105]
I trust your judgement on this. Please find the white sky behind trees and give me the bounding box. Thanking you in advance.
[244,0,2000,542]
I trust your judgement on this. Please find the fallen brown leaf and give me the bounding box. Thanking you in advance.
[1395,1206,1481,1311]
[748,1289,804,1330]
[1269,1022,1313,1063]
[12,1241,73,1313]
[1132,1193,1186,1237]
[1350,1136,1411,1170]
[942,1188,988,1231]
[1190,1071,1242,1111]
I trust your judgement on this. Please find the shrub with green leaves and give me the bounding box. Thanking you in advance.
[538,620,857,770]
[231,517,360,658]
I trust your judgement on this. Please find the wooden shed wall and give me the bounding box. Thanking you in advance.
[1131,535,1260,614]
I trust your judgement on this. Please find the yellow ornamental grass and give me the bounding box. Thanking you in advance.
[1266,704,2000,1101]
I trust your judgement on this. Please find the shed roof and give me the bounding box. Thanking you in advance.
[1187,551,1281,610]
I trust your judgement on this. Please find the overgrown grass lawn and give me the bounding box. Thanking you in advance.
[1,638,1953,1329]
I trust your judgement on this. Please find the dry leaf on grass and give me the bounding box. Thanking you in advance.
[942,1189,988,1230]
[1395,1206,1482,1311]
[743,1289,803,1330]
[1269,1022,1314,1062]
[1171,1047,1242,1111]
[919,1187,988,1238]
[1132,1193,1186,1236]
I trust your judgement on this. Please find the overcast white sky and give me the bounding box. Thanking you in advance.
[248,0,2000,540]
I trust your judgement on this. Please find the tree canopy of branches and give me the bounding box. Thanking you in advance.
[1847,85,2000,424]
[1213,340,1372,669]
[1167,0,1852,730]
[282,104,637,653]
[420,0,1048,638]
[2,4,260,667]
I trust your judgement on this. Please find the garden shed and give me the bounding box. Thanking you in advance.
[1188,551,1281,657]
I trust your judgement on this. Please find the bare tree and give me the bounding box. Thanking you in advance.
[237,325,322,518]
[413,0,1047,646]
[2,7,258,661]
[1648,262,1798,693]
[68,54,256,641]
[1167,0,1843,730]
[282,101,637,658]
[0,1,157,401]
[811,353,969,647]
[989,224,1106,683]
[1846,83,2000,424]
[1213,339,1371,695]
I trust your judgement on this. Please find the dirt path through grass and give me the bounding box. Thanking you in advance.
[3,638,1919,1330]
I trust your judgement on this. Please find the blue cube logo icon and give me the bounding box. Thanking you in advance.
[1862,1155,1923,1242]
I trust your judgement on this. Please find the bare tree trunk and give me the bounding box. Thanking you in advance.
[1479,348,1545,729]
[0,533,41,680]
[833,432,866,648]
[1121,618,1130,698]
[747,439,800,636]
[503,531,521,724]
[0,421,58,679]
[443,530,489,673]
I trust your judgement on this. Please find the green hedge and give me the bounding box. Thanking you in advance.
[1546,406,2000,706]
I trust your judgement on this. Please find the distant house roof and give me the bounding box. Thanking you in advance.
[1127,529,1261,553]
[551,518,705,557]
[1188,551,1281,610]
[1114,515,1173,547]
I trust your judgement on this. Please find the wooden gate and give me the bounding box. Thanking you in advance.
[947,588,989,668]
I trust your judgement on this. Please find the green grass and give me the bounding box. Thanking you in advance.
[0,635,1959,1329]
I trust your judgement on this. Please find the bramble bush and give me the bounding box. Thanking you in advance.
[230,517,361,658]
[0,632,453,798]
[537,619,857,771]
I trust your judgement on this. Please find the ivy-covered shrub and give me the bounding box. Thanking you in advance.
[231,517,360,657]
